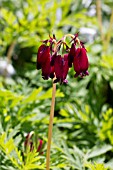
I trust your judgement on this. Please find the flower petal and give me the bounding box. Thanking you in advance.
[63,54,69,80]
[73,48,81,74]
[73,47,89,77]
[41,58,51,80]
[37,44,50,70]
[54,54,69,83]
[79,48,88,72]
[54,55,63,82]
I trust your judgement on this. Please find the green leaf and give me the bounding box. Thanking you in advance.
[85,162,109,170]
[87,145,113,159]
[22,87,42,104]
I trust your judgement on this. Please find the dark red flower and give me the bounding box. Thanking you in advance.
[37,44,48,69]
[54,54,69,83]
[37,44,51,79]
[36,34,89,83]
[73,47,89,77]
[41,57,51,80]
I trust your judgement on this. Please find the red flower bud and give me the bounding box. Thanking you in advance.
[54,54,69,83]
[37,44,51,79]
[73,47,89,77]
[37,44,48,69]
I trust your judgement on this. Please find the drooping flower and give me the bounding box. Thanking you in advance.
[36,33,89,83]
[54,54,69,83]
[37,44,51,79]
[37,44,49,69]
[41,57,51,80]
[73,47,89,77]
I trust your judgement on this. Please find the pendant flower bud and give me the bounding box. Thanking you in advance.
[37,44,49,69]
[54,54,69,83]
[73,47,89,77]
[37,44,51,79]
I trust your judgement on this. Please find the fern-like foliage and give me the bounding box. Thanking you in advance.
[85,162,109,170]
[0,131,45,170]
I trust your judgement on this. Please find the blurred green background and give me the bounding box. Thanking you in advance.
[0,0,113,169]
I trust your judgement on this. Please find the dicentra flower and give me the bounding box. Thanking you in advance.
[54,54,69,83]
[73,47,89,77]
[36,33,89,83]
[37,44,51,80]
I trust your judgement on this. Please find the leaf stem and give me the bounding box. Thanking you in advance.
[46,80,56,170]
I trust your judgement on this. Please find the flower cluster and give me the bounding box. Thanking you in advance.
[24,132,43,154]
[37,33,89,84]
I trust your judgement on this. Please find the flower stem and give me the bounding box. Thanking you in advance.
[46,80,56,170]
[63,34,75,42]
